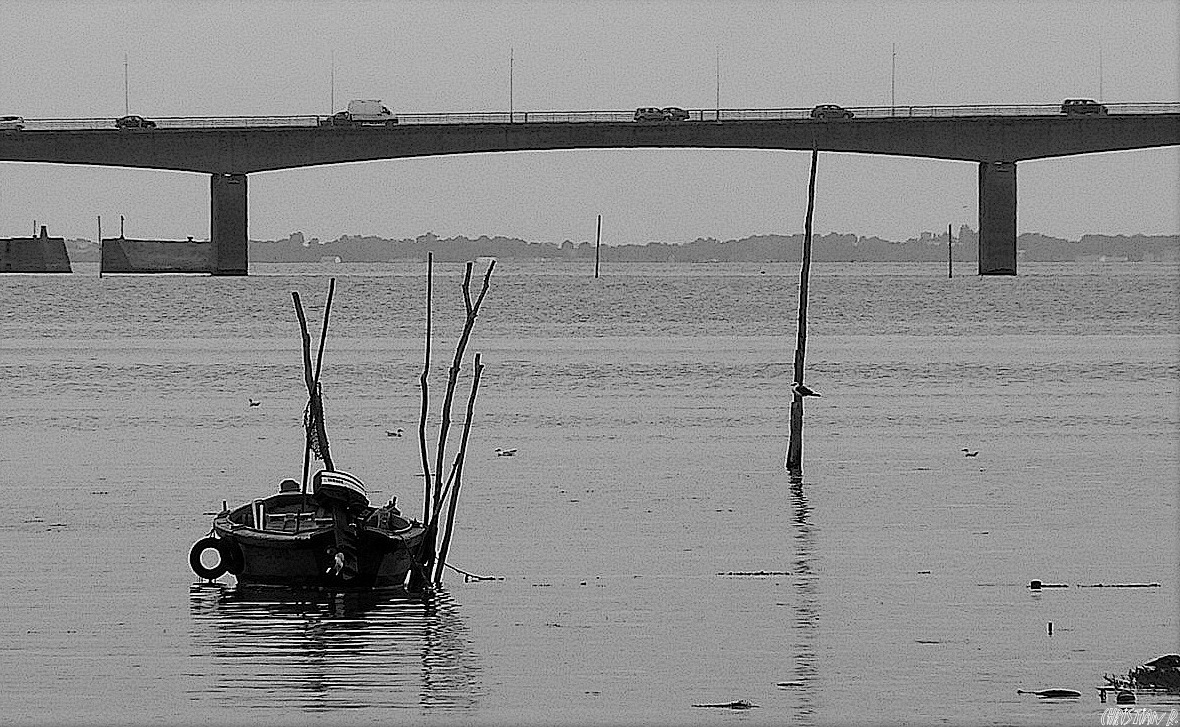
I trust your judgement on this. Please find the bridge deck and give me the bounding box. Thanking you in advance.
[9,102,1180,131]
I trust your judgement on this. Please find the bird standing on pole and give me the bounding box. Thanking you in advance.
[792,382,820,398]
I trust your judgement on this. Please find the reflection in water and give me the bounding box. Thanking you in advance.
[789,472,819,723]
[188,584,481,715]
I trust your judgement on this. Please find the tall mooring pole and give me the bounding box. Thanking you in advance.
[786,145,819,474]
[948,223,953,278]
[594,214,601,279]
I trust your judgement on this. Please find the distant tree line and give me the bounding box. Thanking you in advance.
[248,229,1178,263]
[63,229,1178,263]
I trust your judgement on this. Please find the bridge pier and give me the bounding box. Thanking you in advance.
[210,173,248,275]
[978,161,1017,275]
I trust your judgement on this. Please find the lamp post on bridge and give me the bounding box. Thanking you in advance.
[890,43,896,117]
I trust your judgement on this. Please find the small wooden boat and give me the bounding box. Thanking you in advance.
[189,470,429,590]
[189,280,432,592]
[188,263,495,593]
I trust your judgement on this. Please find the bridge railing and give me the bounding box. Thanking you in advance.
[16,103,1180,130]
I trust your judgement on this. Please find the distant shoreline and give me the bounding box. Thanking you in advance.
[61,229,1179,264]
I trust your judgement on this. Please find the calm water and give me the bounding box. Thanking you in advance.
[1,261,1177,726]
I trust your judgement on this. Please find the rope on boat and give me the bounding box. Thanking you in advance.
[444,563,501,582]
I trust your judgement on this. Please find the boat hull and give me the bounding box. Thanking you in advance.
[213,521,427,590]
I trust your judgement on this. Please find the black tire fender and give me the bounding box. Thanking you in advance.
[190,536,233,580]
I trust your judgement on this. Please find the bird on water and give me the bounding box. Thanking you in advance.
[791,382,820,397]
[495,448,517,457]
[247,398,261,407]
[386,428,404,437]
[962,448,979,457]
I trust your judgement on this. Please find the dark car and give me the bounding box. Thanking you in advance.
[634,107,667,122]
[116,114,157,129]
[0,115,25,131]
[662,107,689,122]
[1060,99,1107,115]
[810,104,854,120]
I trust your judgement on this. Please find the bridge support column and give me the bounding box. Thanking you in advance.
[210,173,248,276]
[978,161,1017,275]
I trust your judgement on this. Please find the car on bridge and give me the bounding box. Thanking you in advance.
[810,104,854,120]
[662,107,689,122]
[0,115,25,131]
[116,115,157,129]
[321,99,398,127]
[1060,99,1108,115]
[634,107,667,122]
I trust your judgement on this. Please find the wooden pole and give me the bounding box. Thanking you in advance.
[594,214,601,278]
[413,257,495,590]
[785,146,819,474]
[434,352,485,584]
[948,223,953,278]
[292,279,336,490]
[431,261,495,519]
[418,253,434,525]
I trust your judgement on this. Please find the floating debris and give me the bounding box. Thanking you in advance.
[1029,580,1068,589]
[692,700,758,710]
[1078,583,1161,588]
[1017,689,1081,699]
[719,570,792,577]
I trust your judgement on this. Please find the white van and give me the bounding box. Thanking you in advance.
[322,99,398,127]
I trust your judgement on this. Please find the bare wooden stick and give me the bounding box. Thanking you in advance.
[431,261,495,518]
[418,253,434,524]
[292,292,319,490]
[785,146,819,474]
[410,255,437,592]
[434,352,485,584]
[292,281,336,529]
[312,278,336,388]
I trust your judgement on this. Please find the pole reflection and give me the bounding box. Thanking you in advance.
[188,583,481,715]
[788,472,819,723]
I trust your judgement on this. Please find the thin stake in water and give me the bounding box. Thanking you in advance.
[786,145,819,474]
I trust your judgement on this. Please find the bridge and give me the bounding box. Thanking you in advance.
[3,103,1178,275]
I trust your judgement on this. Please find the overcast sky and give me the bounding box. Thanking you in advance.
[1,1,1177,244]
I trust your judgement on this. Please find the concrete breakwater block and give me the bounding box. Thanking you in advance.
[0,226,72,273]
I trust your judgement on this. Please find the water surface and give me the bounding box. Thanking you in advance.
[1,261,1176,725]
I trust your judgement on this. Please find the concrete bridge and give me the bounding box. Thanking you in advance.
[2,103,1178,275]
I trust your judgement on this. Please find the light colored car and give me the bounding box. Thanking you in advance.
[662,107,689,121]
[321,99,398,127]
[1061,98,1107,115]
[810,104,854,120]
[116,114,157,129]
[0,115,25,131]
[634,107,666,122]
